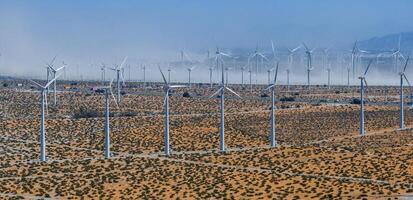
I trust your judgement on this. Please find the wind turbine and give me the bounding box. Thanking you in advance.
[359,60,373,136]
[326,66,331,90]
[287,45,301,68]
[286,45,301,91]
[265,62,279,147]
[399,57,410,130]
[47,62,66,105]
[142,65,146,87]
[29,74,61,162]
[248,45,269,84]
[210,48,241,152]
[45,56,57,94]
[209,67,214,88]
[240,66,247,87]
[248,68,253,92]
[108,57,127,103]
[159,67,187,156]
[100,64,106,85]
[266,67,275,85]
[167,64,174,83]
[303,43,315,89]
[187,66,196,87]
[351,41,369,82]
[98,80,119,158]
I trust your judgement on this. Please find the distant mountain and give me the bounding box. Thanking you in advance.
[358,31,413,52]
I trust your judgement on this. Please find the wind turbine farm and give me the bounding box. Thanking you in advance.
[2,1,413,199]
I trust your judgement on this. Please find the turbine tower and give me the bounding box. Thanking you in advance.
[399,57,410,130]
[210,48,241,152]
[359,60,373,136]
[29,74,61,162]
[159,67,187,156]
[265,62,279,147]
[326,67,331,90]
[98,80,118,158]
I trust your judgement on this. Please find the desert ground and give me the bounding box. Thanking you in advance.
[0,79,412,199]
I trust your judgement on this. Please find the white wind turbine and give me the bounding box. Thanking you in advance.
[359,60,373,136]
[303,43,315,89]
[240,65,247,87]
[159,67,187,156]
[326,65,331,90]
[45,56,57,94]
[100,64,106,85]
[351,41,369,82]
[187,66,196,87]
[286,45,301,91]
[399,57,410,130]
[47,62,66,105]
[29,74,61,162]
[248,46,269,84]
[210,48,241,152]
[209,66,214,88]
[108,57,127,103]
[167,64,174,83]
[265,62,279,147]
[142,65,147,87]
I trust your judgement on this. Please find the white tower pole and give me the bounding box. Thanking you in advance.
[270,87,276,147]
[400,73,405,129]
[360,78,365,136]
[164,89,170,155]
[104,89,111,158]
[40,90,46,162]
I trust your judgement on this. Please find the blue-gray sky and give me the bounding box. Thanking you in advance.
[1,0,413,77]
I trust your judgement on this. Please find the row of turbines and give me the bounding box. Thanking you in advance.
[27,46,411,162]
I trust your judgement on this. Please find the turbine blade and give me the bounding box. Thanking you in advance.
[364,60,373,76]
[219,52,232,57]
[55,66,65,72]
[225,87,241,98]
[265,84,275,91]
[158,67,168,84]
[45,73,62,88]
[209,87,223,98]
[110,89,119,109]
[109,77,116,87]
[403,57,410,73]
[404,74,411,87]
[163,94,167,108]
[169,85,187,88]
[271,40,276,57]
[302,43,309,51]
[118,56,128,69]
[274,62,279,83]
[28,80,43,89]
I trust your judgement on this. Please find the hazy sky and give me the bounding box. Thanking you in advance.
[1,0,413,78]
